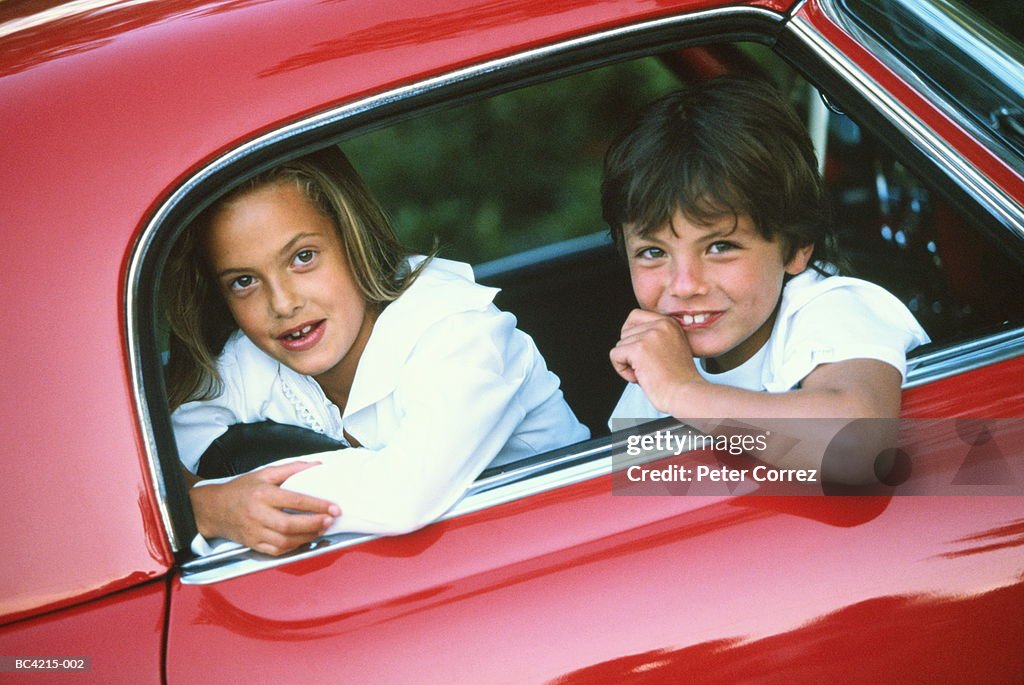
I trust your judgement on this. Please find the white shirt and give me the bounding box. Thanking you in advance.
[173,257,589,552]
[609,269,931,427]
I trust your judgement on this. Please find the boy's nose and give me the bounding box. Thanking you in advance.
[667,257,708,299]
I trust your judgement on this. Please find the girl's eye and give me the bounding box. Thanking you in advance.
[708,241,739,255]
[293,249,317,266]
[230,275,255,291]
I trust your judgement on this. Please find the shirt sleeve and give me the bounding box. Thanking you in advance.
[278,308,533,536]
[172,389,240,475]
[170,338,270,473]
[766,281,931,392]
[607,383,666,432]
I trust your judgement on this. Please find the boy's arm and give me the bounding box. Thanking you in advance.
[611,309,903,483]
[610,308,902,419]
[661,359,902,420]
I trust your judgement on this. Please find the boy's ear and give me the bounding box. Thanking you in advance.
[784,243,815,275]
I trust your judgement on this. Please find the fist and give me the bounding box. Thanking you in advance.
[609,309,704,412]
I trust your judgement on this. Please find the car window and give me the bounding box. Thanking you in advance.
[834,0,1024,172]
[150,32,1024,574]
[345,46,1022,353]
[344,57,679,264]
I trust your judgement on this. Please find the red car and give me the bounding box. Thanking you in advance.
[2,0,1022,682]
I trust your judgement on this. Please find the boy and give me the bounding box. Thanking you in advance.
[603,77,929,481]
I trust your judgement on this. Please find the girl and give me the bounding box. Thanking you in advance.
[166,147,589,555]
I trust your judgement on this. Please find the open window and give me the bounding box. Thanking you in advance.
[129,2,1024,580]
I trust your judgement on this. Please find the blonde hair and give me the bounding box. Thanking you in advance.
[164,146,426,409]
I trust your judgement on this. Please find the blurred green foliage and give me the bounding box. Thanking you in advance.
[344,58,679,265]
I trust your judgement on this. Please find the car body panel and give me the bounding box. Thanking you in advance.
[0,0,794,626]
[1,0,1022,680]
[0,580,166,684]
[166,360,1024,683]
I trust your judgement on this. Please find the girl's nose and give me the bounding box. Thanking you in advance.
[667,255,708,299]
[267,281,302,317]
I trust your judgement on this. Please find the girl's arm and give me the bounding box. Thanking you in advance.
[172,353,342,555]
[189,461,340,556]
[279,308,578,536]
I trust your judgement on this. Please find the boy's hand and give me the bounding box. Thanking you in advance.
[190,461,341,556]
[610,308,705,413]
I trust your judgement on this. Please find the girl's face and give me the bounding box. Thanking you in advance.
[625,209,812,372]
[206,182,373,400]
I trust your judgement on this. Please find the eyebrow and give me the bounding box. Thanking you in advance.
[215,231,322,278]
[626,218,743,244]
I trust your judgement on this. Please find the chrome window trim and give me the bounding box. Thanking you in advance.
[127,5,785,555]
[786,5,1024,240]
[819,0,1024,177]
[133,2,1023,579]
[905,325,1024,387]
[180,435,629,585]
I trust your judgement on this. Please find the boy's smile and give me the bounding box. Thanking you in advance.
[626,210,812,373]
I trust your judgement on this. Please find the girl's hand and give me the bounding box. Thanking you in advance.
[189,461,341,556]
[610,308,706,413]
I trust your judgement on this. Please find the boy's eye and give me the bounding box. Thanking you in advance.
[635,246,665,260]
[707,241,739,254]
[293,249,317,266]
[229,275,255,291]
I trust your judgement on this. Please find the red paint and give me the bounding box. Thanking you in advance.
[0,581,166,684]
[1,0,1021,681]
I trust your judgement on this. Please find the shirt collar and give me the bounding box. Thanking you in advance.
[343,256,499,417]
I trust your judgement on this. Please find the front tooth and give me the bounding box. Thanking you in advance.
[301,325,312,334]
[694,313,707,323]
[683,314,694,325]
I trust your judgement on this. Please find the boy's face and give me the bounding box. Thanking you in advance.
[625,209,812,372]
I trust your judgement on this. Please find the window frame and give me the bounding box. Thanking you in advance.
[126,0,1024,583]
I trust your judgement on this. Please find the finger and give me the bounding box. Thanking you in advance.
[252,529,322,557]
[268,487,341,517]
[264,508,335,536]
[621,307,665,331]
[609,346,638,383]
[620,309,649,336]
[621,312,677,340]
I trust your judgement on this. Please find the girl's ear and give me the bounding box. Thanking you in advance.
[784,242,815,275]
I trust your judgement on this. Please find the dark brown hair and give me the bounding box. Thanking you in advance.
[601,75,837,267]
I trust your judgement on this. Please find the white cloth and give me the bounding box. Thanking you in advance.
[609,269,931,426]
[173,257,589,553]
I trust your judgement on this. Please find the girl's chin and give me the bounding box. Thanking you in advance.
[277,353,339,378]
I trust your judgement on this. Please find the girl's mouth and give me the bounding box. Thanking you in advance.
[277,320,326,351]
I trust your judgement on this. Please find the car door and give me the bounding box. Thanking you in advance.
[141,0,1024,682]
